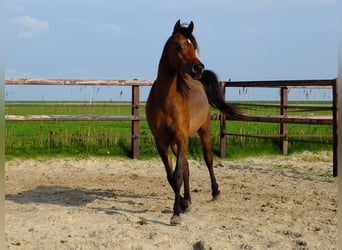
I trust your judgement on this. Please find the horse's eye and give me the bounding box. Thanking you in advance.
[175,43,183,51]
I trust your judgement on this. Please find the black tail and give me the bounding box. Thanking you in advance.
[200,70,248,120]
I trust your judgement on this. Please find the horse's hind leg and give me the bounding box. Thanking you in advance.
[198,126,220,199]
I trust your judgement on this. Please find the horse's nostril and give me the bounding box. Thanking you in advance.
[192,64,204,74]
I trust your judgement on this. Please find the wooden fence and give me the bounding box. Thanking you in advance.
[221,79,338,177]
[5,78,338,176]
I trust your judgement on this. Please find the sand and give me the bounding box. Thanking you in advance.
[5,151,337,249]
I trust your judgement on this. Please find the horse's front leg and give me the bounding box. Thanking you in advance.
[170,157,183,225]
[171,144,191,212]
[156,140,174,188]
[170,138,189,225]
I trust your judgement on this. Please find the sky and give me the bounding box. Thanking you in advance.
[4,0,339,101]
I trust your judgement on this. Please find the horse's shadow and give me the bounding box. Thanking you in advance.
[5,185,172,225]
[6,185,143,208]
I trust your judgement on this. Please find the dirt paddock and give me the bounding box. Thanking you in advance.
[5,151,337,249]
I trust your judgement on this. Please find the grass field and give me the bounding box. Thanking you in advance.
[5,101,333,159]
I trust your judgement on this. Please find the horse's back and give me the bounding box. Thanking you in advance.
[184,76,211,135]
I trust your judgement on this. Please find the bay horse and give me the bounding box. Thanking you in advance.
[146,20,245,225]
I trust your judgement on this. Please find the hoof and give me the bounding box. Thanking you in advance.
[183,203,191,213]
[212,190,221,201]
[170,215,181,225]
[181,199,191,213]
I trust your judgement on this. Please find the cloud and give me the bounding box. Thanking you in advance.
[59,18,122,35]
[13,15,49,39]
[92,23,122,35]
[5,68,19,76]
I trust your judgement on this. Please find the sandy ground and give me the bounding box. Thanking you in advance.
[5,151,337,249]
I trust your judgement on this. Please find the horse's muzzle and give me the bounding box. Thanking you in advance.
[191,63,204,80]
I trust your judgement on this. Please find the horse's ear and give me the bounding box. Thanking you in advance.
[187,21,194,34]
[173,20,181,34]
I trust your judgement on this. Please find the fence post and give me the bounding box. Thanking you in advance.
[132,85,140,159]
[220,81,226,157]
[280,87,288,155]
[332,78,338,177]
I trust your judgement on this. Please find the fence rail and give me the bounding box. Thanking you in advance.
[5,78,338,176]
[221,78,338,176]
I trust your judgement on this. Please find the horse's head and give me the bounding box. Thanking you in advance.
[165,20,204,80]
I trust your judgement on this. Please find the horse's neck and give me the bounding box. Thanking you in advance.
[155,61,178,97]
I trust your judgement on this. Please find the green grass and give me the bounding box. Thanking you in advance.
[5,101,333,159]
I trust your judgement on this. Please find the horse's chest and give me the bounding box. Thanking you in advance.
[161,103,207,135]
